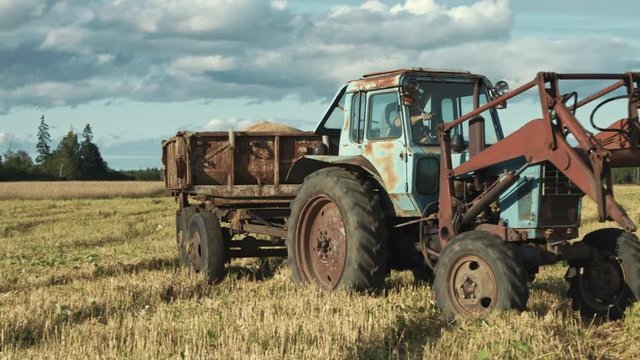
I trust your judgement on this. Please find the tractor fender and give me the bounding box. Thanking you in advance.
[286,155,385,186]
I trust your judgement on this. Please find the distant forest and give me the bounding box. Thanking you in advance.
[1,116,637,184]
[613,167,640,184]
[0,116,162,181]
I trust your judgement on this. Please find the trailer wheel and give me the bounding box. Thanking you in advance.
[567,228,640,320]
[187,212,227,284]
[176,207,196,267]
[288,167,388,291]
[434,231,528,317]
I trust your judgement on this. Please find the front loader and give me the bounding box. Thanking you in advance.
[430,72,640,318]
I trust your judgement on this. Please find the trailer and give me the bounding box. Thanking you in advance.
[163,129,332,281]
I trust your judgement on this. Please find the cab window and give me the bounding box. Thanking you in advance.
[410,80,500,146]
[351,93,366,142]
[324,92,346,130]
[367,92,402,140]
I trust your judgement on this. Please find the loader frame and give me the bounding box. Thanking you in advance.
[437,72,640,248]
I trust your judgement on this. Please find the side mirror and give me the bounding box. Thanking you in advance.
[451,134,465,153]
[493,80,509,109]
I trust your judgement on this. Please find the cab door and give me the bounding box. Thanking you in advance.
[360,89,415,214]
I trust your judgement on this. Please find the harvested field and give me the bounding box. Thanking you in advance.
[0,181,166,200]
[0,185,639,358]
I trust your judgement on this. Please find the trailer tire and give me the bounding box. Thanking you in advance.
[177,207,196,267]
[287,167,388,291]
[434,231,528,317]
[187,212,227,284]
[567,228,640,320]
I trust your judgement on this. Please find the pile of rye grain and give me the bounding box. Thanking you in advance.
[243,120,301,132]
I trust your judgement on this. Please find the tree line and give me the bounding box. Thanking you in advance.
[2,116,637,184]
[612,167,640,184]
[0,116,162,181]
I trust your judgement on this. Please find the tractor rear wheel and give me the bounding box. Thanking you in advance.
[287,167,388,291]
[567,228,640,320]
[434,231,528,317]
[187,212,227,284]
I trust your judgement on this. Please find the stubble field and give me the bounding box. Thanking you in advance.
[1,182,639,359]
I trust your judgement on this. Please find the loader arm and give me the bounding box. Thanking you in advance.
[451,116,635,232]
[437,72,640,244]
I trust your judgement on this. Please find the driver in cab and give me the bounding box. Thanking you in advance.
[384,79,438,143]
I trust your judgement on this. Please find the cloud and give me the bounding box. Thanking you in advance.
[39,27,89,54]
[414,36,639,86]
[0,0,45,30]
[271,1,287,11]
[321,0,510,49]
[0,131,29,145]
[203,118,257,131]
[391,0,442,15]
[98,136,165,169]
[0,131,35,156]
[0,0,638,114]
[169,55,237,74]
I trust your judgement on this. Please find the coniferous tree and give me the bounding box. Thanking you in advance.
[82,123,93,143]
[35,115,52,164]
[51,130,81,179]
[79,123,108,179]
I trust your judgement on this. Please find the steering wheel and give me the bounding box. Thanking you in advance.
[414,125,437,144]
[411,112,438,144]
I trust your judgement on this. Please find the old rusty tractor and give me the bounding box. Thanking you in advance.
[163,68,640,319]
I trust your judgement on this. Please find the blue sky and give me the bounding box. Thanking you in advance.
[1,0,639,169]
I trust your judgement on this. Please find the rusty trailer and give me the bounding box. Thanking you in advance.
[163,130,333,275]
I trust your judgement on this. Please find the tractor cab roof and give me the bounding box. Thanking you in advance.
[345,67,478,93]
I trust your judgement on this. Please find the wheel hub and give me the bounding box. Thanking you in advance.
[315,230,336,261]
[581,257,624,308]
[450,256,497,313]
[457,277,479,305]
[297,195,347,289]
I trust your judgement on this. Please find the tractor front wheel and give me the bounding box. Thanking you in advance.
[567,228,640,319]
[434,231,528,317]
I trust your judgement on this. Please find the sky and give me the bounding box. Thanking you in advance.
[1,0,639,169]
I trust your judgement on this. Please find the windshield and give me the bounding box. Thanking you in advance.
[406,80,500,146]
[315,85,347,134]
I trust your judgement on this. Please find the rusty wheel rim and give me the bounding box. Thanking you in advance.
[448,255,498,315]
[580,257,624,311]
[296,195,347,289]
[187,231,203,274]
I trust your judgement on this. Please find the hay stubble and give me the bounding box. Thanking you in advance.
[1,184,639,359]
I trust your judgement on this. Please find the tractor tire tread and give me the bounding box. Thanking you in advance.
[288,167,388,291]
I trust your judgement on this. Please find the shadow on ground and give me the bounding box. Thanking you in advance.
[0,256,180,294]
[354,310,448,359]
[227,257,287,282]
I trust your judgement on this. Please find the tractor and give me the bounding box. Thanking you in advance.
[164,68,640,318]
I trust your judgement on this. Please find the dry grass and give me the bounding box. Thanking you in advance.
[0,181,166,200]
[0,186,639,359]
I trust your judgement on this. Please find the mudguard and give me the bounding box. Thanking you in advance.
[286,155,384,186]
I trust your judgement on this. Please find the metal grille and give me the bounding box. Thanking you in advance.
[541,163,583,196]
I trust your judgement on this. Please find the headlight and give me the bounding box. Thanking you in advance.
[494,80,509,97]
